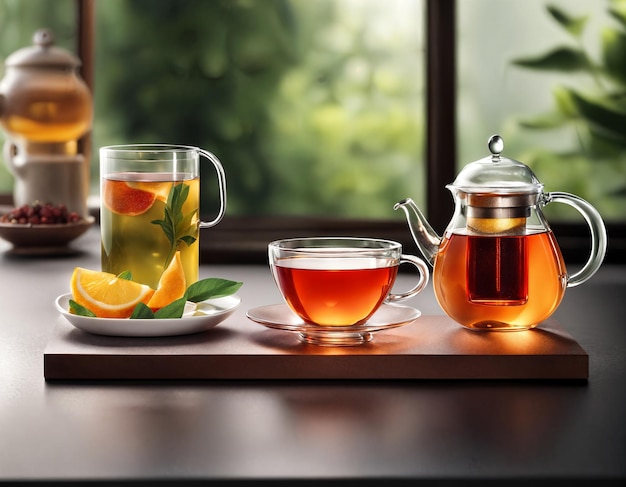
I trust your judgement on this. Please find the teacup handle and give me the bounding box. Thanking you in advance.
[197,148,227,228]
[543,192,607,287]
[385,254,430,303]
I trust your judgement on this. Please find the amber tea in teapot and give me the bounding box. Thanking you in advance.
[395,135,607,331]
[435,226,567,330]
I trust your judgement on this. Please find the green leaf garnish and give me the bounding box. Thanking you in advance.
[151,183,198,270]
[154,296,188,319]
[125,277,243,319]
[130,302,155,319]
[117,270,133,280]
[186,278,243,302]
[68,276,242,319]
[69,299,97,317]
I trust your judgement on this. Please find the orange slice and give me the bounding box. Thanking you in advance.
[102,179,157,216]
[467,217,526,234]
[147,252,187,311]
[70,267,155,318]
[127,181,172,203]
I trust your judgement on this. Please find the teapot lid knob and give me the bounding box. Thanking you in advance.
[448,134,543,194]
[4,28,81,68]
[488,134,504,161]
[33,28,55,48]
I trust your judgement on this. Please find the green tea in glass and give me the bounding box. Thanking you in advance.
[100,144,226,289]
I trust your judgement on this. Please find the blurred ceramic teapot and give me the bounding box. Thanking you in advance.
[394,135,607,331]
[0,28,92,216]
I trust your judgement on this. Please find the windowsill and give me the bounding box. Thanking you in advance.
[1,195,623,266]
[196,215,626,267]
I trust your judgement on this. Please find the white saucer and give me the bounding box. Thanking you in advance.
[55,293,241,337]
[246,303,421,346]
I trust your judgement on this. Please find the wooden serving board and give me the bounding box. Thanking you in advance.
[44,314,588,381]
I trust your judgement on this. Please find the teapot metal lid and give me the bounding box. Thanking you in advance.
[447,135,543,196]
[4,29,81,68]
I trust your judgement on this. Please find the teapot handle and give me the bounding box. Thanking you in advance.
[543,192,607,288]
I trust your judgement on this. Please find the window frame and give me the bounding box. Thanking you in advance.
[4,0,621,265]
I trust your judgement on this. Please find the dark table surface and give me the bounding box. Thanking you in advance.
[0,226,624,485]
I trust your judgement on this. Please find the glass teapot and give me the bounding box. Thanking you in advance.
[394,135,607,331]
[0,28,93,216]
[0,28,92,149]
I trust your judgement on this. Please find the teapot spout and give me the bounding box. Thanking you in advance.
[393,198,441,266]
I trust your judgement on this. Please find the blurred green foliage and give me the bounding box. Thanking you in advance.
[93,0,425,219]
[512,0,626,219]
[2,0,622,222]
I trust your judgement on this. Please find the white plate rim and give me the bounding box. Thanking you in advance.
[55,292,241,337]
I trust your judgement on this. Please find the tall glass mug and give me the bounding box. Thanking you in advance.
[100,144,226,289]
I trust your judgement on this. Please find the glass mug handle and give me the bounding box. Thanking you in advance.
[197,148,227,228]
[385,254,430,303]
[543,191,608,288]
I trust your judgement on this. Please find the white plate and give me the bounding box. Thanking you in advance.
[55,293,241,337]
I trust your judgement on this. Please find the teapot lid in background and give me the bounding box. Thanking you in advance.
[4,29,81,68]
[447,134,543,195]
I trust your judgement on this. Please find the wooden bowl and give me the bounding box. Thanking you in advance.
[0,216,95,255]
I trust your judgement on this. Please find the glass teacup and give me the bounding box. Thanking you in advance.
[269,237,429,327]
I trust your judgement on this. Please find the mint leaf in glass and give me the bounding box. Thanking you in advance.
[151,183,198,271]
